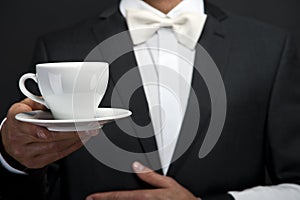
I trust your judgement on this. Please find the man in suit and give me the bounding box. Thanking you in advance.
[1,0,300,199]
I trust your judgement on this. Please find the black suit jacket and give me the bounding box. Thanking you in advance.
[1,2,300,200]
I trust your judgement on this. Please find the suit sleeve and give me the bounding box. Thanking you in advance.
[0,38,50,200]
[266,33,300,185]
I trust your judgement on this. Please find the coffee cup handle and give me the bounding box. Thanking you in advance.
[19,73,49,108]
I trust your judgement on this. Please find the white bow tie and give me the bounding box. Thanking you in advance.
[125,8,207,50]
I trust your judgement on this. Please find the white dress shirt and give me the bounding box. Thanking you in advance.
[120,0,204,175]
[1,0,300,199]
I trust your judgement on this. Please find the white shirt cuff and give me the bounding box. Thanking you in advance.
[0,118,27,175]
[229,184,300,200]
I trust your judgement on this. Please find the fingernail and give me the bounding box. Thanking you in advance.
[88,130,99,136]
[37,130,47,139]
[78,130,98,137]
[132,161,145,172]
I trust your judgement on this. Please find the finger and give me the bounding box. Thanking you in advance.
[26,136,83,156]
[21,98,47,111]
[7,102,33,119]
[40,130,79,142]
[98,120,112,126]
[26,137,89,169]
[86,189,161,200]
[6,102,48,139]
[39,129,98,142]
[77,129,99,138]
[132,161,175,188]
[23,127,86,142]
[7,102,98,142]
[16,125,80,142]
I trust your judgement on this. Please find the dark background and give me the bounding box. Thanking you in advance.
[0,0,300,119]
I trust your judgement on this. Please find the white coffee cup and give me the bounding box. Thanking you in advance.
[19,62,109,120]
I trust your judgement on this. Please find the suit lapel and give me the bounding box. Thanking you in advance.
[91,9,162,172]
[167,3,231,177]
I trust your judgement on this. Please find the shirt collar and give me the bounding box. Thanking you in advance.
[119,0,205,18]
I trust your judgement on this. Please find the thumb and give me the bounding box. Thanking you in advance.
[132,161,174,188]
[21,98,47,111]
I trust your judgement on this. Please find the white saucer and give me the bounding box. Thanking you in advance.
[15,108,132,132]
